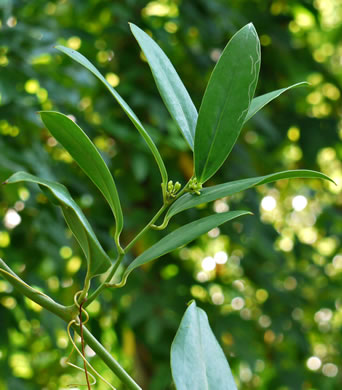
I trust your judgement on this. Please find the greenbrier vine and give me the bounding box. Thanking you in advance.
[0,21,333,390]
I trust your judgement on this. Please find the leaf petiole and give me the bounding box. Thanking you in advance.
[151,177,193,230]
[84,253,124,308]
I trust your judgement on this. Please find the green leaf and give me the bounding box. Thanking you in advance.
[40,111,123,245]
[244,82,308,123]
[118,210,250,286]
[5,172,111,279]
[171,301,238,390]
[194,23,261,183]
[165,170,334,223]
[55,45,168,192]
[130,23,198,150]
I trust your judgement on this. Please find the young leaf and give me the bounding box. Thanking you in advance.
[194,23,261,183]
[130,23,198,150]
[244,82,308,123]
[5,172,111,279]
[117,210,250,286]
[55,45,168,191]
[40,111,123,245]
[165,170,334,223]
[171,301,237,390]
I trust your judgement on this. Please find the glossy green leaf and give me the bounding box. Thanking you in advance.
[165,170,334,223]
[130,23,198,150]
[171,301,238,390]
[118,210,250,286]
[40,111,123,244]
[55,45,168,191]
[244,82,308,123]
[5,172,111,278]
[194,23,261,183]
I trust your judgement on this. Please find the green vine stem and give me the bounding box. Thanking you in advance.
[0,258,142,390]
[151,178,192,230]
[124,203,168,253]
[0,258,76,321]
[79,325,142,390]
[0,178,194,390]
[85,204,168,306]
[84,253,124,308]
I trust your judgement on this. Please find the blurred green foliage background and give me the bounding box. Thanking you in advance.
[0,0,341,389]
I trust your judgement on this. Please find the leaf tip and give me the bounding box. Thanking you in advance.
[187,299,196,307]
[1,180,8,185]
[246,22,257,32]
[320,173,337,186]
[298,81,311,88]
[240,211,254,217]
[128,22,137,32]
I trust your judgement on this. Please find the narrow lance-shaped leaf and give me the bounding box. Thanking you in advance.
[171,301,238,390]
[117,210,250,287]
[244,81,308,123]
[130,23,198,150]
[165,169,334,223]
[40,111,123,245]
[55,45,168,192]
[5,172,111,279]
[194,23,261,183]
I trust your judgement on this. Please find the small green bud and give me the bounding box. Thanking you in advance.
[167,180,173,192]
[174,181,181,192]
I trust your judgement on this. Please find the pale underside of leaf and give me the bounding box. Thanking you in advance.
[55,45,168,189]
[130,23,198,150]
[5,171,111,278]
[171,301,238,390]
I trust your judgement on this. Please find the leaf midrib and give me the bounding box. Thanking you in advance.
[198,73,235,183]
[197,309,209,390]
[153,48,196,144]
[58,117,118,214]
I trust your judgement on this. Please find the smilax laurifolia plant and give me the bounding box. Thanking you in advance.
[0,23,333,389]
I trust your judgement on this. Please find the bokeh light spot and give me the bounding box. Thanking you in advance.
[292,195,308,211]
[59,246,72,259]
[261,196,276,211]
[322,363,338,377]
[231,297,245,310]
[307,356,322,371]
[0,231,10,248]
[3,209,21,229]
[106,72,120,87]
[201,256,216,271]
[214,251,228,264]
[67,36,81,50]
[25,79,40,94]
[66,256,81,274]
[287,126,300,141]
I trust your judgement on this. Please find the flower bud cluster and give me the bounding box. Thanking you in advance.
[187,178,202,195]
[166,180,181,200]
